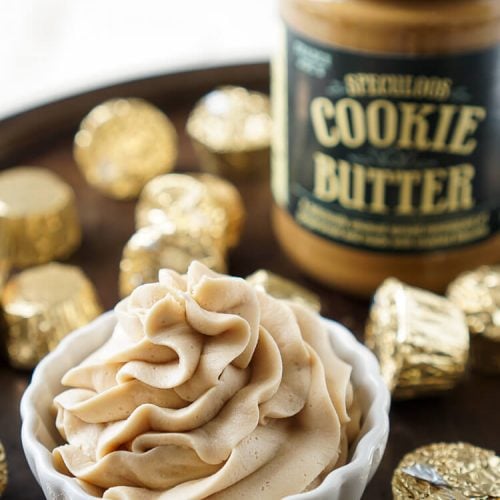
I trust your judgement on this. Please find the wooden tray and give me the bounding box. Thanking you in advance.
[0,63,498,500]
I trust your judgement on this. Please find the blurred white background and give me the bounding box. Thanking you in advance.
[0,0,274,119]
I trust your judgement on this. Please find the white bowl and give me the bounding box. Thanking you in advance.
[21,311,390,500]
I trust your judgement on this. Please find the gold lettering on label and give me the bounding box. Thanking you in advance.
[447,164,475,211]
[312,153,477,216]
[421,168,448,214]
[336,98,366,148]
[303,65,487,252]
[394,170,422,215]
[403,75,414,97]
[338,160,366,210]
[367,99,398,147]
[313,152,338,201]
[343,73,452,100]
[437,78,452,100]
[398,103,436,150]
[366,168,392,214]
[310,97,339,147]
[432,104,458,152]
[310,96,486,154]
[449,106,487,154]
[344,74,363,96]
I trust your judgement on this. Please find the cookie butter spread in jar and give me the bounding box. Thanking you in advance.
[272,0,500,295]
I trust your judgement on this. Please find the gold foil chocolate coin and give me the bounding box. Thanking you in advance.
[448,266,500,374]
[1,263,102,369]
[365,278,469,399]
[74,98,178,199]
[246,269,321,312]
[186,86,271,179]
[0,441,7,496]
[0,167,81,268]
[392,442,500,499]
[119,224,227,297]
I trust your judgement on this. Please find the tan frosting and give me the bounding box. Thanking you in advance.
[53,261,360,499]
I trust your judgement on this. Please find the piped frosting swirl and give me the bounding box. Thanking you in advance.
[53,262,360,499]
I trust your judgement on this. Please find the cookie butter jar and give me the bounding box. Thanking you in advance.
[272,0,500,296]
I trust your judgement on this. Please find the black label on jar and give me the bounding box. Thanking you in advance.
[272,26,500,253]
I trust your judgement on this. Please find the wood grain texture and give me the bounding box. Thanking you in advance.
[0,64,498,500]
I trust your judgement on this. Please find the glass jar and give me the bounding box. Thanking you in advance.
[272,0,500,296]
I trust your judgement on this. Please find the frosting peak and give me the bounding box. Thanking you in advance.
[53,262,360,499]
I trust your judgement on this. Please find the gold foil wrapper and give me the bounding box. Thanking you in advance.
[191,173,245,249]
[1,263,102,369]
[246,269,321,312]
[448,266,500,374]
[0,441,7,496]
[186,86,271,179]
[0,217,11,292]
[135,174,228,251]
[0,167,81,268]
[392,442,500,499]
[365,278,469,399]
[74,98,178,199]
[119,224,227,298]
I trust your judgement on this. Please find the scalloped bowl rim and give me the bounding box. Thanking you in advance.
[21,311,390,500]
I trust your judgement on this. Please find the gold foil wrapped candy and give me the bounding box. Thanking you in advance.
[0,167,81,268]
[136,173,244,250]
[392,442,500,499]
[0,217,11,292]
[246,269,321,312]
[135,174,228,250]
[365,278,469,399]
[119,224,227,297]
[1,263,102,369]
[0,441,7,496]
[74,98,178,199]
[186,86,272,179]
[191,173,245,249]
[448,266,500,375]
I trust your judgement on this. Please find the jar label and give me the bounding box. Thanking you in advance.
[272,27,500,252]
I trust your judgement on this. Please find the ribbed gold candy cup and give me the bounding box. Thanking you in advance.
[119,224,227,297]
[392,442,500,499]
[1,263,102,369]
[135,174,228,251]
[246,269,321,312]
[0,168,81,268]
[0,441,7,496]
[74,98,178,200]
[186,86,272,180]
[448,266,500,374]
[191,173,245,249]
[365,278,469,399]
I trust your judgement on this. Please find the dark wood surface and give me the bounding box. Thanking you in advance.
[0,64,498,500]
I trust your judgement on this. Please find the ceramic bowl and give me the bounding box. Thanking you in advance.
[21,311,390,500]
